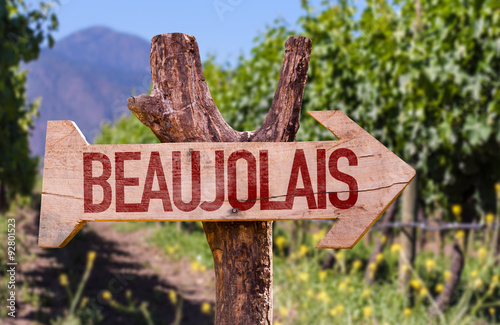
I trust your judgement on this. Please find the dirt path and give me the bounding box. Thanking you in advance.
[6,208,215,325]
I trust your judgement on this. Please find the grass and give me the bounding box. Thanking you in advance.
[2,193,499,324]
[140,220,500,324]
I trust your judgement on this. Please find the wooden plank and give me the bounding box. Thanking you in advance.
[39,111,415,248]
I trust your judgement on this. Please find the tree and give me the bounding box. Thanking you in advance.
[0,0,58,211]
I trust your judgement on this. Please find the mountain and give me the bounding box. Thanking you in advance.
[26,26,151,157]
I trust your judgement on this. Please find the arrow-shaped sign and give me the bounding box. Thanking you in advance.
[39,111,415,249]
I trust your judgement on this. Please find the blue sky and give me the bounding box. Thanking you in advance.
[45,0,363,65]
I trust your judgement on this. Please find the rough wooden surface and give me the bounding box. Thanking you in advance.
[38,32,416,324]
[38,112,416,249]
[129,33,312,325]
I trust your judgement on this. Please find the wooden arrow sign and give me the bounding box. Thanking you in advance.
[39,111,415,249]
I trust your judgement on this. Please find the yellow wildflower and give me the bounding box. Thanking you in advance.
[275,236,287,252]
[318,270,327,282]
[348,287,355,294]
[169,290,177,305]
[338,281,347,292]
[352,259,363,271]
[101,290,112,301]
[191,261,201,272]
[59,273,69,287]
[390,243,402,254]
[444,270,452,282]
[368,262,377,272]
[489,307,496,316]
[375,253,384,264]
[491,275,499,286]
[201,302,211,314]
[452,204,462,218]
[312,229,326,243]
[470,270,479,279]
[298,245,309,258]
[87,250,97,269]
[298,272,309,282]
[306,289,314,297]
[455,230,465,240]
[419,287,428,297]
[363,306,373,318]
[380,235,387,244]
[401,264,409,273]
[435,283,444,293]
[275,322,283,325]
[404,308,412,316]
[495,183,500,195]
[330,304,345,316]
[474,278,483,290]
[279,307,288,318]
[410,279,421,290]
[478,247,488,264]
[362,288,371,298]
[425,259,436,273]
[317,290,330,303]
[80,296,88,308]
[486,213,495,226]
[336,251,344,260]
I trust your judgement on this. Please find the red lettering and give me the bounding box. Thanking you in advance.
[286,149,317,209]
[172,151,201,212]
[260,150,291,210]
[140,151,173,212]
[116,152,142,212]
[200,151,224,212]
[83,153,112,213]
[228,150,257,211]
[329,148,358,209]
[317,149,327,209]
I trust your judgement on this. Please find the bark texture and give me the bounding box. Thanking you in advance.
[128,33,312,325]
[430,193,476,314]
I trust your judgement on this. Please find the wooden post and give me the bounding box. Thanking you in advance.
[398,176,417,295]
[127,33,312,324]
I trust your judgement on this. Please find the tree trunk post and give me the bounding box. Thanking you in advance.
[398,176,417,296]
[128,33,312,324]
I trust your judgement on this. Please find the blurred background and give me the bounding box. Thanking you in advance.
[1,0,499,324]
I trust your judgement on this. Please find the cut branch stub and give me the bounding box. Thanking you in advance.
[127,33,312,144]
[127,33,312,325]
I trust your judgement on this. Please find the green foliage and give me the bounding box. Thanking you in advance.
[95,113,159,145]
[0,0,58,210]
[96,0,500,220]
[132,219,500,324]
[204,0,500,219]
[299,0,500,217]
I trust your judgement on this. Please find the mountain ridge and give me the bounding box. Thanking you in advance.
[26,26,151,157]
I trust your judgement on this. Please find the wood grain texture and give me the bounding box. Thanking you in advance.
[128,34,311,325]
[39,112,415,249]
[39,33,415,324]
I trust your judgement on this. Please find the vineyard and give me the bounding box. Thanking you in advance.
[1,0,500,324]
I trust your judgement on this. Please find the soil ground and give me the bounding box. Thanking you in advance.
[3,206,215,325]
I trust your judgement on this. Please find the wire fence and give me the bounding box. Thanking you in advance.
[371,222,500,231]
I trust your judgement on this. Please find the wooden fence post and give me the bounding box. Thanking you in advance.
[398,176,417,296]
[127,33,312,324]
